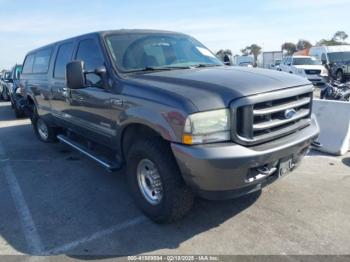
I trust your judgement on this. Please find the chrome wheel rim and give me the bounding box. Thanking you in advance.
[37,119,49,140]
[137,159,163,205]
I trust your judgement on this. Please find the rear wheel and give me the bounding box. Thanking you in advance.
[13,102,25,118]
[343,93,350,102]
[2,89,10,101]
[32,105,57,143]
[127,137,194,223]
[336,70,345,82]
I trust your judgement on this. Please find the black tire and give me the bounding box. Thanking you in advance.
[2,89,10,101]
[13,102,25,118]
[126,137,194,223]
[343,93,350,102]
[31,105,57,143]
[336,70,345,83]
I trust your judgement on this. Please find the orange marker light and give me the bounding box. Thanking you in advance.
[182,134,193,145]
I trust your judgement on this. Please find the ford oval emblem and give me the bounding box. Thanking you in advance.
[284,109,296,119]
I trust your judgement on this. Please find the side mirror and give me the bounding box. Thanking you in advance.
[66,60,86,89]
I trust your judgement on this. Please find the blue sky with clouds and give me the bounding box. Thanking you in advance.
[0,0,349,68]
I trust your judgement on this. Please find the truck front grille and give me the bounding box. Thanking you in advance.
[231,85,313,146]
[305,69,321,75]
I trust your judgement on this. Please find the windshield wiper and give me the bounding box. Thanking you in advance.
[126,66,191,73]
[191,64,222,68]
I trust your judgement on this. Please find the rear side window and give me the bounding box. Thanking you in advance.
[22,54,35,74]
[54,42,74,79]
[33,48,52,73]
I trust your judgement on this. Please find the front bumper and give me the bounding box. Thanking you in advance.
[171,115,319,200]
[306,75,326,85]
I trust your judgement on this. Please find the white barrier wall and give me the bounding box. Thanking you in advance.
[313,99,350,156]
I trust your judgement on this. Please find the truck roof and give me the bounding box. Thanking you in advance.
[25,29,186,55]
[311,45,350,53]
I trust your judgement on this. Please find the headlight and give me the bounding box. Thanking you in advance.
[320,68,328,76]
[297,69,304,74]
[182,109,230,145]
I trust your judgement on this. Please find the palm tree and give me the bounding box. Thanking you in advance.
[241,44,262,65]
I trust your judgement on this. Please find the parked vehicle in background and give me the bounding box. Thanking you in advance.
[270,59,281,70]
[309,45,350,82]
[262,51,283,69]
[233,55,254,67]
[279,56,327,85]
[321,79,350,101]
[8,64,26,118]
[21,30,319,223]
[0,70,12,101]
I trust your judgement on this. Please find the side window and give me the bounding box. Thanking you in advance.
[54,42,74,79]
[33,48,52,73]
[76,39,104,86]
[22,54,35,74]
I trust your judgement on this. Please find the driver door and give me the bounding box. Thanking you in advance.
[66,37,115,146]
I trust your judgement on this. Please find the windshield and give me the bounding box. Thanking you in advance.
[105,33,223,72]
[328,52,350,62]
[292,57,322,65]
[275,60,281,65]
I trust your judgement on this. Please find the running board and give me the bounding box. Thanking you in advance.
[57,134,121,171]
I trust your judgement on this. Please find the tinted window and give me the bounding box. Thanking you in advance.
[76,39,104,86]
[328,52,350,62]
[33,48,52,73]
[22,54,35,74]
[13,65,22,80]
[54,42,74,79]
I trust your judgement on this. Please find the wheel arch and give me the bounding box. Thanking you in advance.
[120,123,167,160]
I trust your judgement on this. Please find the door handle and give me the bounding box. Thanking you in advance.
[110,98,123,107]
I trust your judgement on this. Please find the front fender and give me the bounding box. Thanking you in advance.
[118,105,187,143]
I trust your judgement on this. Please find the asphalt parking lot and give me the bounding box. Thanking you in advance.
[0,101,349,257]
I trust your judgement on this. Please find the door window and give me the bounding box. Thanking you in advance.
[76,39,104,87]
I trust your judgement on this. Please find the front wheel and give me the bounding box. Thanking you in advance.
[127,137,194,223]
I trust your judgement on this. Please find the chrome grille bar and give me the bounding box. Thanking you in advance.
[253,97,311,116]
[253,109,310,131]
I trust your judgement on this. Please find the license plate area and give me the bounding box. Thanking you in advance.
[278,157,294,177]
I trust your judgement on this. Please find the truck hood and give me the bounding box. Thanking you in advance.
[130,66,311,111]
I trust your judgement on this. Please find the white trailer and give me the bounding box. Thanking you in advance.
[263,51,283,69]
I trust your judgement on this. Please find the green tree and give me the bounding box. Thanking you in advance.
[216,49,232,57]
[241,44,262,64]
[296,39,312,51]
[281,42,297,55]
[333,31,348,42]
[316,39,341,46]
[317,31,349,46]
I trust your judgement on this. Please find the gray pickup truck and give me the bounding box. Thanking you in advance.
[21,30,319,222]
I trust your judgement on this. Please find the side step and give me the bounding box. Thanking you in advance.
[57,134,121,171]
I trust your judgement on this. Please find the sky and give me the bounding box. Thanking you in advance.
[0,0,349,69]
